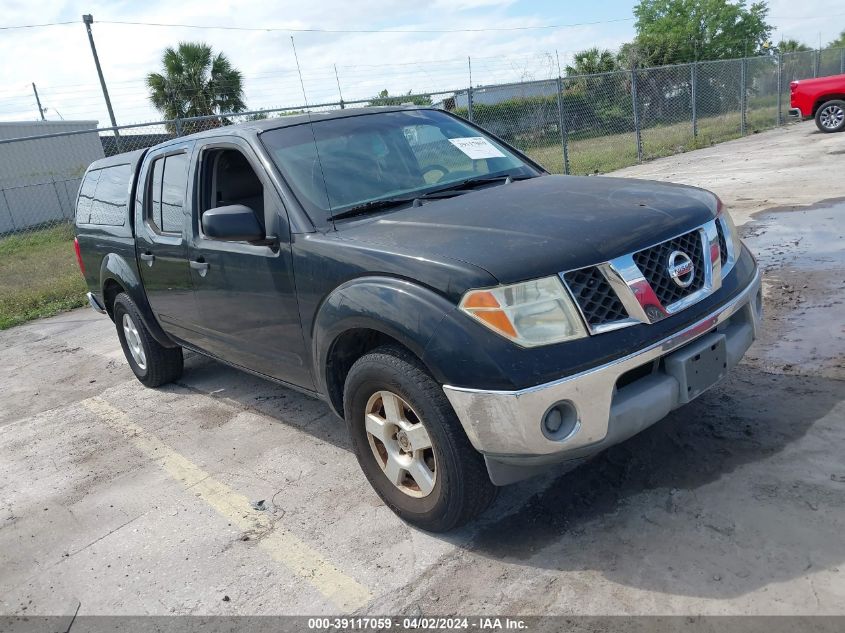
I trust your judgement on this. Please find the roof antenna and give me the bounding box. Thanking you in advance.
[290,36,335,229]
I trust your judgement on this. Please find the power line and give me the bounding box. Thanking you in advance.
[3,9,845,35]
[770,11,845,20]
[94,17,636,34]
[4,11,844,34]
[0,20,76,30]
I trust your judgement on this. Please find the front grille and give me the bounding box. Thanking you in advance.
[563,266,628,327]
[633,229,705,307]
[715,219,728,265]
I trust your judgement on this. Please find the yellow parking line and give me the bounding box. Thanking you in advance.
[81,396,372,611]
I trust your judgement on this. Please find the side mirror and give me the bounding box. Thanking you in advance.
[202,204,264,242]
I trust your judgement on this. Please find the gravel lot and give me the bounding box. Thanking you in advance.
[1,120,843,617]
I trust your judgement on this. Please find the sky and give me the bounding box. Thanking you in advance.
[0,0,842,126]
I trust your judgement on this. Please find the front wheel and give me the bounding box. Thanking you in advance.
[113,293,183,387]
[815,100,845,133]
[344,345,496,532]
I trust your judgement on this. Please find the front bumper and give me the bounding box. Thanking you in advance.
[788,107,804,118]
[443,266,762,484]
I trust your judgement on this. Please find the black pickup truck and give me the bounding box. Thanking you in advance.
[74,106,762,531]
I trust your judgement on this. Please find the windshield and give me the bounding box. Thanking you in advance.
[260,109,539,223]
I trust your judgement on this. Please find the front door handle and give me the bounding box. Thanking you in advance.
[190,259,210,277]
[139,252,155,267]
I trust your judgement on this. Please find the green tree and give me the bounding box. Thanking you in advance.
[828,30,845,48]
[616,41,644,70]
[779,39,811,53]
[631,0,772,65]
[146,42,247,121]
[562,48,630,138]
[565,48,618,76]
[369,89,432,106]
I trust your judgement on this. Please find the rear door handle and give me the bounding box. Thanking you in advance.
[139,252,155,266]
[190,259,210,277]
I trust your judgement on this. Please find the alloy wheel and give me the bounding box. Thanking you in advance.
[122,313,147,370]
[365,390,436,498]
[819,104,844,130]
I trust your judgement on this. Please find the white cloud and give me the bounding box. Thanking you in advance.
[0,0,636,125]
[432,0,516,10]
[766,0,845,47]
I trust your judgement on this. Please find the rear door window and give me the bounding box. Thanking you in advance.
[161,154,188,233]
[146,153,188,234]
[148,158,164,230]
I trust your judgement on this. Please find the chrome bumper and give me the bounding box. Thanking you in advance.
[443,268,762,463]
[788,107,803,118]
[86,292,107,315]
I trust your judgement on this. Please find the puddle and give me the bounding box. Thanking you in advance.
[742,201,845,378]
[743,201,845,272]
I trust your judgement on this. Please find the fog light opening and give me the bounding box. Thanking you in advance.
[541,401,579,441]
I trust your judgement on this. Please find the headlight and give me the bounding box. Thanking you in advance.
[716,202,743,281]
[720,206,742,256]
[459,276,588,347]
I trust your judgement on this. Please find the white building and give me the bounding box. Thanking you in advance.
[0,120,104,233]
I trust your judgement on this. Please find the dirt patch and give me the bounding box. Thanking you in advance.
[742,200,845,380]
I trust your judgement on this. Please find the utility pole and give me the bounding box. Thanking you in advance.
[333,64,344,109]
[82,14,121,149]
[31,83,45,120]
[467,56,474,122]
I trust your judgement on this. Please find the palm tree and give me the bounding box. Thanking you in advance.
[565,48,618,77]
[146,42,247,123]
[779,39,811,53]
[828,30,845,49]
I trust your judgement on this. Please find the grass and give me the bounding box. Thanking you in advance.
[0,223,87,330]
[524,106,781,175]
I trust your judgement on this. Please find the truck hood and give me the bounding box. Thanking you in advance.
[333,174,720,284]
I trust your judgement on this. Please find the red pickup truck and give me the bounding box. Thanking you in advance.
[790,74,845,133]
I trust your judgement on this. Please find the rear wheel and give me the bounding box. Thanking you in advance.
[344,345,496,532]
[113,293,183,387]
[815,100,845,133]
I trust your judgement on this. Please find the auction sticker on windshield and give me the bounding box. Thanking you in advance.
[448,136,506,159]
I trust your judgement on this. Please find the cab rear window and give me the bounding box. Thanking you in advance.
[76,164,131,226]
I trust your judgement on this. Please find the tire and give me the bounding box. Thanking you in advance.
[343,345,496,532]
[113,292,183,387]
[815,100,845,133]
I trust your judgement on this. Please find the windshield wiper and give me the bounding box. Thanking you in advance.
[328,174,536,222]
[430,173,536,194]
[329,195,419,221]
[329,189,462,221]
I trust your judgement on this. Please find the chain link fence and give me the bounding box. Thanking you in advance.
[0,47,842,326]
[3,48,843,240]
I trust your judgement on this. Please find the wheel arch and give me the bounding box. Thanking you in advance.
[99,252,179,348]
[102,278,124,318]
[313,276,455,417]
[324,328,425,417]
[812,94,845,116]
